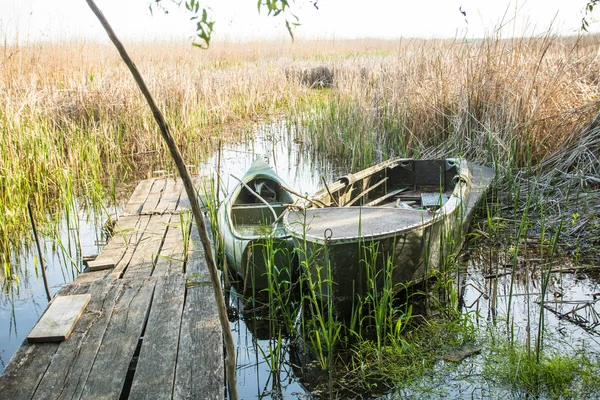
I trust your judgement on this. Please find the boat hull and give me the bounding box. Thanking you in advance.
[217,157,296,293]
[284,160,495,311]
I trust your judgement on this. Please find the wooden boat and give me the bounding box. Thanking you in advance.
[283,158,495,310]
[217,157,296,293]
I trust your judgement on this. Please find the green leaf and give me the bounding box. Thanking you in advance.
[285,19,295,41]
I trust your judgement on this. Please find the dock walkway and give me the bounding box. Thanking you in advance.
[0,177,224,399]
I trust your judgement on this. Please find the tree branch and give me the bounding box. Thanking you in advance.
[84,1,237,398]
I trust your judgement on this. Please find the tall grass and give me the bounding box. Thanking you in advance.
[289,35,599,169]
[2,34,599,294]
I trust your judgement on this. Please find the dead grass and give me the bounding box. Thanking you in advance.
[1,35,599,266]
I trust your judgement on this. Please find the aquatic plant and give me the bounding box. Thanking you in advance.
[484,339,600,399]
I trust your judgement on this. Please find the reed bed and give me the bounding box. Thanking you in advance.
[2,34,600,279]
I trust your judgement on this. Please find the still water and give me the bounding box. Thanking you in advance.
[1,121,600,399]
[0,121,340,374]
[0,209,106,371]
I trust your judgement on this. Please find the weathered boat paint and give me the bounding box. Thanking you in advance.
[217,157,296,292]
[283,158,495,310]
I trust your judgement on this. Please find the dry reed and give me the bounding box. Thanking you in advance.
[1,35,599,268]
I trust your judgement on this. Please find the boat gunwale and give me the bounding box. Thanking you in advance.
[282,159,482,245]
[223,167,294,242]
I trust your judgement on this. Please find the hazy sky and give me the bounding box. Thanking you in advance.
[1,0,598,44]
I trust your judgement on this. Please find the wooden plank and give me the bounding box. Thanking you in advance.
[129,274,186,400]
[0,343,59,399]
[176,176,209,212]
[92,215,145,275]
[123,178,156,216]
[185,222,211,284]
[153,215,188,276]
[110,215,152,279]
[72,269,111,285]
[32,279,121,400]
[79,277,156,400]
[346,177,388,206]
[0,282,88,399]
[87,258,115,271]
[365,187,409,206]
[164,179,185,213]
[141,179,167,215]
[122,214,172,279]
[173,284,223,400]
[27,294,91,343]
[153,178,183,215]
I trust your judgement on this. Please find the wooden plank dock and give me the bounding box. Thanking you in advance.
[0,176,224,400]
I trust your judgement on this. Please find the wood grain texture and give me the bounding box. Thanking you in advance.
[123,178,156,216]
[165,178,185,214]
[153,178,182,215]
[27,294,91,343]
[79,277,156,400]
[141,179,167,215]
[32,279,120,400]
[0,343,59,399]
[173,284,223,400]
[128,274,185,400]
[153,216,187,276]
[122,214,172,279]
[87,258,115,271]
[110,215,152,279]
[1,176,224,400]
[176,176,209,212]
[185,223,212,285]
[96,215,146,277]
[0,282,88,399]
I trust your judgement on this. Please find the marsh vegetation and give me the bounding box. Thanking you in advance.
[1,34,600,397]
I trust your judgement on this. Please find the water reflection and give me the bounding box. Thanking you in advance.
[202,121,343,200]
[463,248,600,350]
[2,120,600,399]
[0,207,107,372]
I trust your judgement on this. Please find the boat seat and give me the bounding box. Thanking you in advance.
[231,203,287,225]
[420,193,449,208]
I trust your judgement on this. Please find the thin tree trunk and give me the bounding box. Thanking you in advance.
[28,201,51,302]
[84,2,237,398]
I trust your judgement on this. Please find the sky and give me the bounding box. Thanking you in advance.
[0,0,598,44]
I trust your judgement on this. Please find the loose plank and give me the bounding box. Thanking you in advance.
[86,258,115,271]
[0,282,89,399]
[128,274,186,400]
[79,277,156,400]
[32,279,120,400]
[27,294,91,343]
[173,283,223,400]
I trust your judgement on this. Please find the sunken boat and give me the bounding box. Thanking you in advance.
[283,158,495,309]
[217,157,296,293]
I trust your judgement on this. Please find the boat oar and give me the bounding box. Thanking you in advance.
[321,176,340,206]
[279,184,327,208]
[230,174,278,222]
